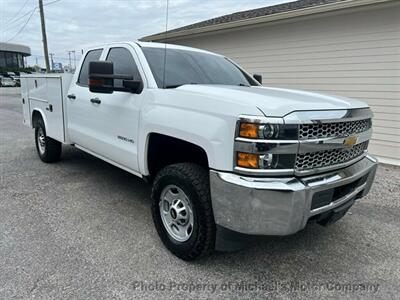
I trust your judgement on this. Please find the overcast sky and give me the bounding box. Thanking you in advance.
[1,0,291,67]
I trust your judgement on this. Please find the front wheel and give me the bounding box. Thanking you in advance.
[34,118,62,163]
[151,163,216,260]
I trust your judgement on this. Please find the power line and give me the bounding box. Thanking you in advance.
[43,0,62,6]
[31,52,81,60]
[5,8,37,43]
[1,7,37,32]
[2,0,63,43]
[1,0,62,33]
[3,0,31,25]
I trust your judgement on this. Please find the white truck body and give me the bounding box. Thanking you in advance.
[21,74,73,143]
[21,41,377,259]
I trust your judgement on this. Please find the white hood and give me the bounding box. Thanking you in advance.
[176,85,368,117]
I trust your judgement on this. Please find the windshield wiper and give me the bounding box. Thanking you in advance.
[237,83,250,87]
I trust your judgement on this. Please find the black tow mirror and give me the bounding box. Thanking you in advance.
[253,74,262,84]
[89,60,143,94]
[89,61,114,93]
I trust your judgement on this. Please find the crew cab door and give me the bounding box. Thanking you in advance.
[67,45,144,173]
[67,48,104,152]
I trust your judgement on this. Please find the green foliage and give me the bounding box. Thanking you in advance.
[0,66,35,74]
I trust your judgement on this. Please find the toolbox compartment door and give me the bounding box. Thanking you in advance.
[21,77,31,127]
[22,74,72,143]
[45,77,65,142]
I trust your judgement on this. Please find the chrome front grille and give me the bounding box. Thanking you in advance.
[295,141,369,171]
[299,119,371,140]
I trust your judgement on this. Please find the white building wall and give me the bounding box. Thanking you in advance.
[169,5,400,165]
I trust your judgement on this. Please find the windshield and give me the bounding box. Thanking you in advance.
[142,47,259,88]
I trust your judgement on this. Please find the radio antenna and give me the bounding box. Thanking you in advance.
[162,0,169,89]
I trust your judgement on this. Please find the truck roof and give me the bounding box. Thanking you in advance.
[81,41,221,57]
[135,41,221,56]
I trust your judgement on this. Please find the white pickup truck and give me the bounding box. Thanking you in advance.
[21,41,377,260]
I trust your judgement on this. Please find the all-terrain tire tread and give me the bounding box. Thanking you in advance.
[151,163,215,260]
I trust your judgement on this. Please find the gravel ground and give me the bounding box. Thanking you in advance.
[1,87,399,299]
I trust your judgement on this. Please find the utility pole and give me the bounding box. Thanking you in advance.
[72,50,76,69]
[67,51,72,69]
[38,0,50,72]
[49,53,55,71]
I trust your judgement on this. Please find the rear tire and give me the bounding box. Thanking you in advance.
[151,163,216,260]
[34,117,61,163]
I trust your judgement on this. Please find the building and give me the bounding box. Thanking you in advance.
[141,0,400,166]
[0,42,31,69]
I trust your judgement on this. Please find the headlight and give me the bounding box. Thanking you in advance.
[236,152,296,170]
[238,122,298,140]
[239,122,280,139]
[235,116,298,174]
[259,153,296,169]
[261,124,279,139]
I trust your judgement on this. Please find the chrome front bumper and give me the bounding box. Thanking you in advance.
[210,155,377,236]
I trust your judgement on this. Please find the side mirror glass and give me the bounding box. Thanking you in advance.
[89,61,114,93]
[253,74,262,84]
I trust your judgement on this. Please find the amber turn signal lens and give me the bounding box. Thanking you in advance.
[239,123,258,138]
[237,152,259,168]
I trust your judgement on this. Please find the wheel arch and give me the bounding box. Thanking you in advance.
[31,109,48,129]
[144,132,210,181]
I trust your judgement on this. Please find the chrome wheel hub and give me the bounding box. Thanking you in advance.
[37,128,46,155]
[159,185,194,242]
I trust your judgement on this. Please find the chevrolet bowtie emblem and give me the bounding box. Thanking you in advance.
[343,136,358,147]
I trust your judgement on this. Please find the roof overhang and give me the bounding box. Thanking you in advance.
[0,43,31,56]
[141,0,395,42]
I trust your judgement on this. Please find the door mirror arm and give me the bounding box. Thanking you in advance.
[253,74,262,84]
[122,79,143,94]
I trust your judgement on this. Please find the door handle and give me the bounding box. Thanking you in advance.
[90,97,101,104]
[67,94,76,99]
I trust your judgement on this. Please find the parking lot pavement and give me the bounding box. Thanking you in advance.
[1,87,399,299]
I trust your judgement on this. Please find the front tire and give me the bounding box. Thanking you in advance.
[151,163,216,260]
[34,118,62,163]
